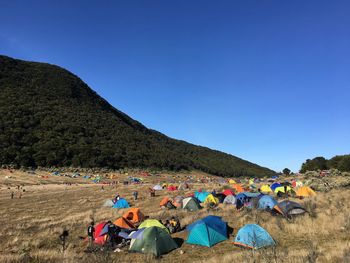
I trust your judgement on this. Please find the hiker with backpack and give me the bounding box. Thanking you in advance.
[133,191,138,201]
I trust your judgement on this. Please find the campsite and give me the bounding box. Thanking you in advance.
[0,169,349,263]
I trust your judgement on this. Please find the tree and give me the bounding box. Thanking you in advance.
[282,168,291,175]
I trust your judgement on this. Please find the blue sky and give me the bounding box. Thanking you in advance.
[1,0,349,172]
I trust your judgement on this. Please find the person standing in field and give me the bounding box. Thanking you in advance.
[11,191,14,199]
[87,222,95,248]
[133,191,138,201]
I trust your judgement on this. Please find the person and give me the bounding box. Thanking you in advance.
[168,217,181,233]
[87,222,95,248]
[149,188,155,197]
[133,191,138,201]
[19,192,22,199]
[11,192,14,199]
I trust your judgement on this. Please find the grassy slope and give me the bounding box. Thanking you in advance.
[0,170,349,263]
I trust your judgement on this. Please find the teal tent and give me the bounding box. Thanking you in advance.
[186,216,228,247]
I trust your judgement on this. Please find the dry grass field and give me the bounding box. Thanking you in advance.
[0,169,349,263]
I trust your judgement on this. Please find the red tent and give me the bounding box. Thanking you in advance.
[84,222,107,245]
[167,185,178,191]
[222,189,235,196]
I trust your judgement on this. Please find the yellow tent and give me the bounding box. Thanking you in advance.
[249,179,254,185]
[260,184,272,193]
[138,219,168,231]
[296,186,316,197]
[229,179,236,184]
[204,194,219,205]
[274,186,292,194]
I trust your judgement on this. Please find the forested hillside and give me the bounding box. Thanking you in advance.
[0,55,275,177]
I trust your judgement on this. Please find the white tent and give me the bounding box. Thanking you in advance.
[223,195,236,205]
[153,184,163,190]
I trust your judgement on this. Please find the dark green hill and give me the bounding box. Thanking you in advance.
[0,55,275,177]
[300,155,350,173]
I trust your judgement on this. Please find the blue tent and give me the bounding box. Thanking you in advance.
[257,195,277,210]
[194,191,210,203]
[112,198,130,209]
[186,216,228,247]
[234,224,275,249]
[270,183,281,191]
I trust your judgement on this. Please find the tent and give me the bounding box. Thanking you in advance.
[229,179,236,184]
[186,216,228,247]
[292,180,303,188]
[112,198,130,209]
[91,222,108,245]
[270,183,281,191]
[103,199,115,207]
[260,185,272,194]
[274,200,306,218]
[182,197,202,211]
[296,186,316,198]
[214,193,226,203]
[122,208,145,224]
[113,217,135,229]
[129,226,178,256]
[223,195,236,205]
[178,183,189,190]
[232,184,245,193]
[234,224,275,249]
[222,189,235,196]
[194,191,210,202]
[204,194,219,205]
[274,186,293,195]
[153,184,163,191]
[167,185,178,191]
[235,192,262,209]
[257,195,278,210]
[139,219,168,232]
[173,196,184,208]
[160,197,170,207]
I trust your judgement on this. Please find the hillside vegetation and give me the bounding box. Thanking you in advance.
[300,155,350,173]
[0,55,274,177]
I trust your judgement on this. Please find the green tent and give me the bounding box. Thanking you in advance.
[182,197,202,212]
[129,226,178,256]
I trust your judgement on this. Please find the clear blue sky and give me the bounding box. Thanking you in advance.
[1,1,349,172]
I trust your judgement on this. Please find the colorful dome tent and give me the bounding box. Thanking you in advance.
[173,196,184,208]
[232,184,245,193]
[270,183,282,191]
[139,219,168,232]
[90,222,108,245]
[257,195,278,210]
[182,197,202,212]
[223,195,236,205]
[186,216,228,247]
[178,182,189,190]
[292,180,303,188]
[229,179,236,184]
[112,198,130,209]
[159,197,176,209]
[129,226,178,256]
[260,185,272,194]
[274,186,293,196]
[296,186,316,198]
[194,191,210,202]
[274,200,306,218]
[122,208,145,224]
[167,185,178,191]
[113,217,135,229]
[204,194,219,205]
[234,224,275,249]
[214,193,226,203]
[222,189,235,196]
[236,192,262,209]
[153,184,163,191]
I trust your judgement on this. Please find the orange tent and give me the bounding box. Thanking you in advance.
[113,217,135,229]
[232,184,244,193]
[296,186,316,198]
[122,208,145,224]
[160,197,171,207]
